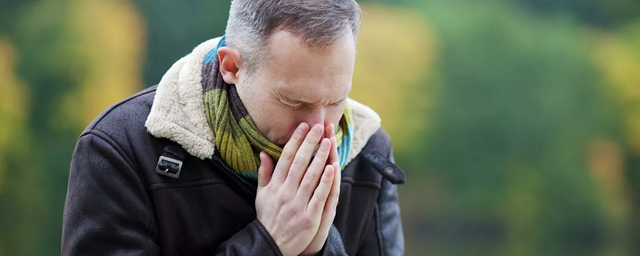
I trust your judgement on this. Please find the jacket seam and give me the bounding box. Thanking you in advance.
[372,143,393,255]
[83,129,141,172]
[374,205,384,255]
[149,179,227,190]
[341,178,381,189]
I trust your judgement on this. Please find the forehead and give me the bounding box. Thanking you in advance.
[261,30,356,100]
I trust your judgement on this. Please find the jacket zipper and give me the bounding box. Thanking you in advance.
[212,156,257,191]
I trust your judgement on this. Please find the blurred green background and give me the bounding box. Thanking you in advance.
[1,0,640,255]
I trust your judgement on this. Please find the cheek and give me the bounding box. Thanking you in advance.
[281,122,300,142]
[268,107,304,144]
[328,106,346,125]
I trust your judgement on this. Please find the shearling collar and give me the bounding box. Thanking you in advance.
[145,37,381,164]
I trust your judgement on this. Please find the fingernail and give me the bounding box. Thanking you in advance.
[297,123,307,133]
[312,124,322,134]
[321,139,330,149]
[325,166,333,176]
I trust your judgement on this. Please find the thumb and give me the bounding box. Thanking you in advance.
[258,151,274,191]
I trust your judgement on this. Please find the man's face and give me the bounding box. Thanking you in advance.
[235,30,356,146]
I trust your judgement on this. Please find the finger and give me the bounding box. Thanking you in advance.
[317,162,341,228]
[328,161,341,209]
[324,122,333,140]
[285,123,323,189]
[326,162,341,211]
[310,164,341,250]
[325,123,339,165]
[307,165,334,214]
[258,151,274,192]
[297,138,331,201]
[272,122,309,184]
[329,133,339,168]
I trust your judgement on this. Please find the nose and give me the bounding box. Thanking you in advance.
[303,107,325,131]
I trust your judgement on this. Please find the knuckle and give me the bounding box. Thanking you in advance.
[258,187,270,196]
[305,133,321,144]
[277,196,286,206]
[314,188,328,199]
[303,172,319,184]
[289,132,301,142]
[283,204,296,215]
[315,149,329,160]
[277,191,292,205]
[290,158,306,171]
[299,215,314,229]
[321,174,332,184]
[280,151,294,161]
[294,200,307,213]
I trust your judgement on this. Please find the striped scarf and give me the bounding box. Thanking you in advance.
[201,36,353,180]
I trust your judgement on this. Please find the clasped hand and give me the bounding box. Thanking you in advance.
[256,122,341,256]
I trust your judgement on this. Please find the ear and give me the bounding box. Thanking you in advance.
[217,47,242,84]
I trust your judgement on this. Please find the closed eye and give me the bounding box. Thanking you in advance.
[282,98,345,109]
[330,98,347,107]
[283,102,303,110]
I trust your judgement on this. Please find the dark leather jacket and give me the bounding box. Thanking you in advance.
[62,86,405,255]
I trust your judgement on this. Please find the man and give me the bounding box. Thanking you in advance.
[62,0,405,255]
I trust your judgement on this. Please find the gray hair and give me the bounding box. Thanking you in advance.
[225,0,362,77]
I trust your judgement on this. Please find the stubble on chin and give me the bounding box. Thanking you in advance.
[262,130,287,147]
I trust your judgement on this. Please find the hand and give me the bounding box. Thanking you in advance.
[256,123,336,256]
[300,123,342,255]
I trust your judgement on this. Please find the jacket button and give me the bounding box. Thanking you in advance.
[385,167,394,174]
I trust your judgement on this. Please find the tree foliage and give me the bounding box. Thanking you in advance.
[350,5,436,153]
[0,0,146,254]
[593,20,640,255]
[392,1,615,255]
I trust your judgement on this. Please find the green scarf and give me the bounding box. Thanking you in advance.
[201,36,353,180]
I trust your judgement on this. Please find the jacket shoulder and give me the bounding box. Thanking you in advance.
[76,86,161,170]
[362,127,393,158]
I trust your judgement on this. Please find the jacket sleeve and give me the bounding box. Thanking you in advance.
[215,219,283,255]
[317,225,348,255]
[356,148,405,256]
[63,132,286,256]
[62,132,161,255]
